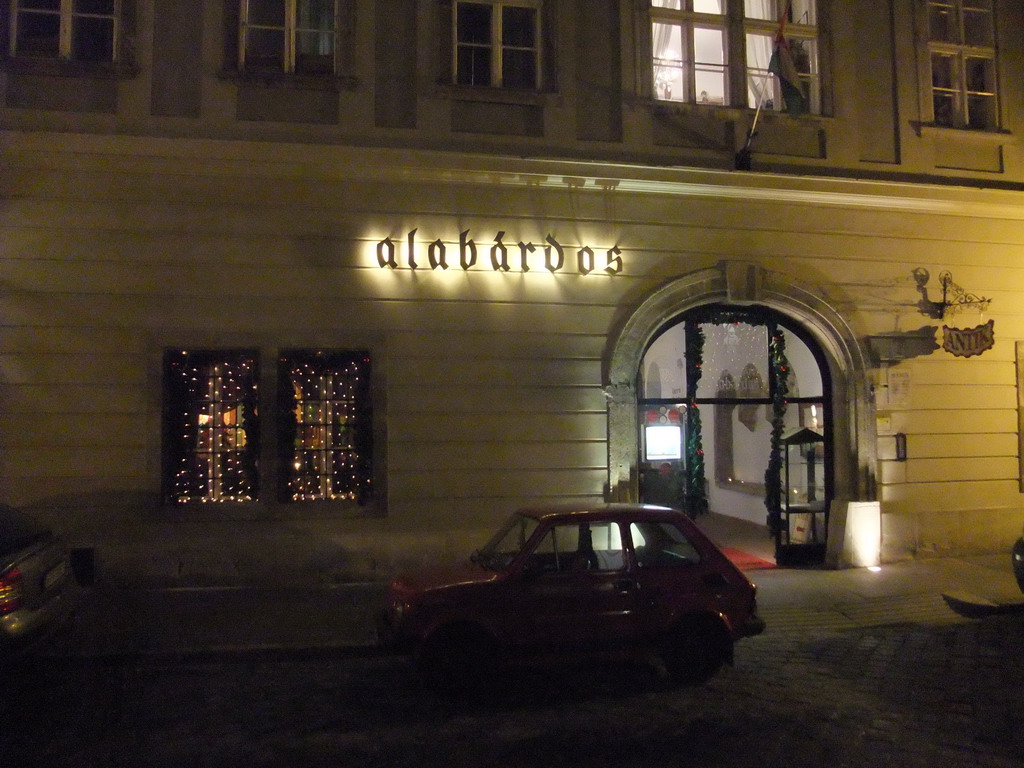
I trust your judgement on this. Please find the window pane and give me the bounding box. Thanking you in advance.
[457,2,492,44]
[457,46,491,85]
[631,522,702,568]
[502,6,537,88]
[928,2,958,43]
[790,0,815,25]
[744,0,775,21]
[783,328,823,398]
[652,22,685,101]
[248,0,286,27]
[965,56,993,93]
[19,0,60,9]
[72,16,114,62]
[502,6,535,47]
[297,0,334,30]
[15,11,60,56]
[693,0,722,13]
[296,31,334,73]
[696,322,769,400]
[967,93,995,128]
[246,28,285,69]
[503,48,537,88]
[74,0,115,13]
[933,91,956,126]
[747,0,815,24]
[931,52,954,89]
[652,0,683,9]
[963,9,993,47]
[693,26,726,104]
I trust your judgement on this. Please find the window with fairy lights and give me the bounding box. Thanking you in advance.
[278,351,372,503]
[163,351,260,504]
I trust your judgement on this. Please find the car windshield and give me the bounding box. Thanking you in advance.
[473,513,539,571]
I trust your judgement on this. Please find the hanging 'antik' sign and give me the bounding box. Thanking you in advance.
[376,229,623,275]
[942,319,995,358]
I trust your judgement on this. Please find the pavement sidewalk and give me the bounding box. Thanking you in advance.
[48,553,1024,661]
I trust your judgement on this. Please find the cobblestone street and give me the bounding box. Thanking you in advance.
[5,607,1024,768]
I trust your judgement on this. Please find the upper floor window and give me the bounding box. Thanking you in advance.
[649,0,819,115]
[926,0,998,129]
[239,0,337,75]
[10,0,119,63]
[453,0,540,89]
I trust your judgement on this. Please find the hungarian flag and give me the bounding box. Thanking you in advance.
[767,5,806,115]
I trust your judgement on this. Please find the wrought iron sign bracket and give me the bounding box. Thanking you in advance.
[912,267,991,319]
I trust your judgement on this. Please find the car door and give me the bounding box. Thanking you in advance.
[506,520,639,647]
[627,518,726,635]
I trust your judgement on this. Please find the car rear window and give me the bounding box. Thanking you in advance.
[0,505,49,556]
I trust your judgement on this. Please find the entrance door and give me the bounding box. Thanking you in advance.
[637,306,832,565]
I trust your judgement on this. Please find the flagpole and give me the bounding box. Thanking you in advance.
[735,71,769,170]
[735,1,793,170]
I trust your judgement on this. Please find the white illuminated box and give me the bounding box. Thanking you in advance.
[645,424,682,461]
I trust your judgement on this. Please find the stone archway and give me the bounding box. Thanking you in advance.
[604,261,877,567]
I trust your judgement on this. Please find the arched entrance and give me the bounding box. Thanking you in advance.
[604,263,876,567]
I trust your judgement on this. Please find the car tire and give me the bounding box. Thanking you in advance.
[660,615,732,687]
[1012,538,1024,594]
[416,624,497,693]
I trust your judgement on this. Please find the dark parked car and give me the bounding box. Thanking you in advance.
[1,504,76,654]
[1013,526,1024,593]
[380,504,765,689]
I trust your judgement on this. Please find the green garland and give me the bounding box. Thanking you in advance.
[677,308,793,522]
[764,321,790,534]
[684,320,708,518]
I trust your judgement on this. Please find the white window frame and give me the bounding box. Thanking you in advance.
[648,0,820,115]
[925,0,998,129]
[239,0,338,75]
[452,0,542,90]
[650,2,729,106]
[9,0,120,62]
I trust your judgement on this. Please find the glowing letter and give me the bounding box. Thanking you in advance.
[406,229,418,269]
[577,247,595,275]
[460,230,477,270]
[376,237,397,269]
[518,242,535,272]
[544,235,564,272]
[491,231,510,272]
[605,246,623,274]
[429,239,447,270]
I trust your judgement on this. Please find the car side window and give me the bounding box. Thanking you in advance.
[528,522,625,573]
[630,521,702,569]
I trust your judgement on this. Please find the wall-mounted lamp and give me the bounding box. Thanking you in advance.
[895,433,907,462]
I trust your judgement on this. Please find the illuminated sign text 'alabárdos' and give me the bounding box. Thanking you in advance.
[376,229,622,275]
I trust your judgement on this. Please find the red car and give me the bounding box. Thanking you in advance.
[379,504,765,689]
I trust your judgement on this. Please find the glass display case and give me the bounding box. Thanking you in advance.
[782,427,826,545]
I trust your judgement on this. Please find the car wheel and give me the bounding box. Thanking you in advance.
[660,615,732,687]
[416,624,497,693]
[1012,538,1024,594]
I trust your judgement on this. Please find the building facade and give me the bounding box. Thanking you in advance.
[1,0,1023,584]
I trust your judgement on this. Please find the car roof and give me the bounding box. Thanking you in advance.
[514,503,683,524]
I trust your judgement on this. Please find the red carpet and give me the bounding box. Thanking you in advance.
[722,547,777,571]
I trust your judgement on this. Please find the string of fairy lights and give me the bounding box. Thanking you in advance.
[166,351,370,505]
[287,356,366,502]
